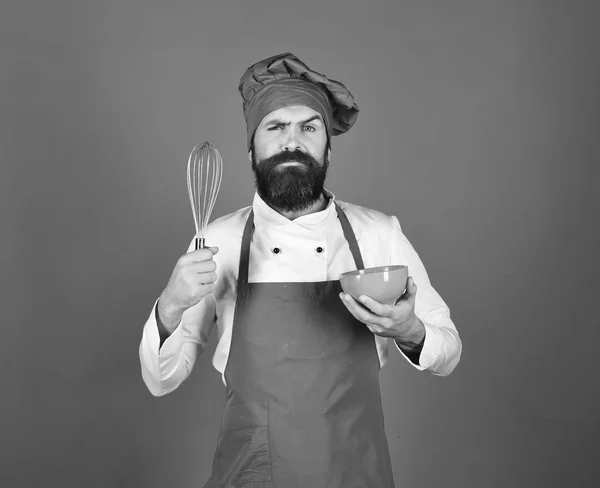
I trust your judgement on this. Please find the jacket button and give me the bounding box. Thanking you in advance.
[273,247,281,254]
[316,246,324,253]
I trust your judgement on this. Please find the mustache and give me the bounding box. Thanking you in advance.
[259,149,320,171]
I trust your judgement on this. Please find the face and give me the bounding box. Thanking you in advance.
[250,106,331,213]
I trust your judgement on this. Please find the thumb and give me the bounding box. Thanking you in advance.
[407,276,417,296]
[208,246,219,255]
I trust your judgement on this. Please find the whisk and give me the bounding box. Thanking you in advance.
[186,142,223,250]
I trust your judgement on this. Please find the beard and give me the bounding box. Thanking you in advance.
[251,148,329,213]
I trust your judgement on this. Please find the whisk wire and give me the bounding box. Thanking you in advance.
[186,142,223,250]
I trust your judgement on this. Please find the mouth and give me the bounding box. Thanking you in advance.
[277,161,306,167]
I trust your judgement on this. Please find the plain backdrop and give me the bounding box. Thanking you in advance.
[2,1,599,487]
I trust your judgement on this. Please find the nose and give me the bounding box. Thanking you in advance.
[282,130,301,152]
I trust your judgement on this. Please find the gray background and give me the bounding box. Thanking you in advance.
[2,0,599,487]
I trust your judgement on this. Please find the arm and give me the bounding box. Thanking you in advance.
[139,239,219,396]
[139,294,216,396]
[394,314,426,364]
[389,216,462,376]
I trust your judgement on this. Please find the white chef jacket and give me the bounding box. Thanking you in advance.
[139,190,462,396]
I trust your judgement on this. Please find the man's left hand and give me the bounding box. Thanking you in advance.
[339,276,425,344]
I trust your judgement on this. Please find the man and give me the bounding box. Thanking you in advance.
[139,52,462,487]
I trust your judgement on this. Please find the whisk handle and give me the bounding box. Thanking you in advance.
[194,237,206,250]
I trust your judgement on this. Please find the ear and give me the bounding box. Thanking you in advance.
[248,150,252,162]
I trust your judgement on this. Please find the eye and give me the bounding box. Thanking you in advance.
[267,125,283,131]
[303,125,316,132]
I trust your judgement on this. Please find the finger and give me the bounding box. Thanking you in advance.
[188,260,217,273]
[195,271,217,285]
[357,295,393,317]
[184,248,219,263]
[397,277,417,302]
[190,246,220,255]
[338,294,379,334]
[338,292,362,322]
[406,277,417,299]
[339,293,387,327]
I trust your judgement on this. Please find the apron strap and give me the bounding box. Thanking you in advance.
[237,200,365,285]
[334,201,365,271]
[238,208,255,285]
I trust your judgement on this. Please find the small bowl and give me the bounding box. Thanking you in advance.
[339,265,408,305]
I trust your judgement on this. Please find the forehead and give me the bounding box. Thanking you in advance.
[259,105,323,125]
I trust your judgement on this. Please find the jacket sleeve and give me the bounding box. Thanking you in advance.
[389,216,462,376]
[139,234,218,396]
[138,295,217,396]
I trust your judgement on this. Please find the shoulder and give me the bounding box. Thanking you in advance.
[335,199,402,268]
[335,199,399,232]
[192,206,251,261]
[205,206,252,243]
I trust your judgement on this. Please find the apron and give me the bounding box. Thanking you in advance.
[203,203,395,488]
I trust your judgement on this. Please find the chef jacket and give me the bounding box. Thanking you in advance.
[139,190,462,396]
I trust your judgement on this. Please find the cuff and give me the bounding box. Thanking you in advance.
[395,321,442,371]
[146,298,185,358]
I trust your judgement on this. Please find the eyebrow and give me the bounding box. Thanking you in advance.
[264,115,323,126]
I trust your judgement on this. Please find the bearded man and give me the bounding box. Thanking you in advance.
[139,52,462,488]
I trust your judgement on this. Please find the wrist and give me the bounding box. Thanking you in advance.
[157,296,184,333]
[395,314,425,347]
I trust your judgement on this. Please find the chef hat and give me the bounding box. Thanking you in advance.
[238,52,359,149]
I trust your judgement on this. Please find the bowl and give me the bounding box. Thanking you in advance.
[339,265,408,305]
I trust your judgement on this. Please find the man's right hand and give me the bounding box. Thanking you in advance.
[157,246,219,335]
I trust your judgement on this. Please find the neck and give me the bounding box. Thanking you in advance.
[271,193,329,221]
